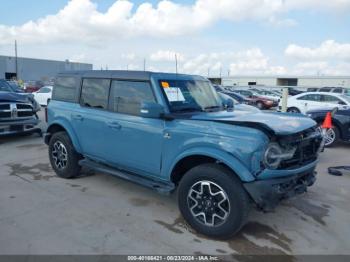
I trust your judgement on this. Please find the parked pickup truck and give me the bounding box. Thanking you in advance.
[45,71,322,239]
[1,81,41,136]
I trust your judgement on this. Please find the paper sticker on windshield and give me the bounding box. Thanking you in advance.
[164,87,185,102]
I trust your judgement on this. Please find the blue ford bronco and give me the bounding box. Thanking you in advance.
[45,71,322,238]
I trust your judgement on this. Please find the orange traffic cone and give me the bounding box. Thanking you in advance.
[322,112,333,129]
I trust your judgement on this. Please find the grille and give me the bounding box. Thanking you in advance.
[0,104,10,110]
[279,128,322,169]
[16,104,32,110]
[0,102,34,120]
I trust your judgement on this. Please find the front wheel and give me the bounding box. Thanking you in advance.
[323,126,340,147]
[287,107,301,113]
[256,101,264,109]
[178,164,250,239]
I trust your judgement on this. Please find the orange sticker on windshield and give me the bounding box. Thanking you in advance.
[161,81,170,88]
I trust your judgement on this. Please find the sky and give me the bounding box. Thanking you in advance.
[0,0,349,76]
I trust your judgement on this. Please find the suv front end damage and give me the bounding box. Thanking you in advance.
[243,127,323,211]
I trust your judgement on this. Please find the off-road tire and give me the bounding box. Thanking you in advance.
[49,131,81,178]
[178,163,250,239]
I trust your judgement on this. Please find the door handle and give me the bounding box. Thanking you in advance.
[107,121,122,130]
[72,114,84,121]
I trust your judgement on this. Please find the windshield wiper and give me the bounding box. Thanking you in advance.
[203,105,222,111]
[173,107,204,113]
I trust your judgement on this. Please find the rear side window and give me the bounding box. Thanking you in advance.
[319,87,332,92]
[298,94,321,101]
[321,95,343,104]
[52,77,78,102]
[109,81,155,115]
[333,88,342,93]
[80,78,110,109]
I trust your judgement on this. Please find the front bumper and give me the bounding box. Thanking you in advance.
[0,117,41,136]
[243,164,317,211]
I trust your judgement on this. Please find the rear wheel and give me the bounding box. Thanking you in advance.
[178,163,250,239]
[287,107,301,113]
[49,131,81,178]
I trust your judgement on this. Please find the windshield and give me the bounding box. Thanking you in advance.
[340,95,350,103]
[159,80,222,113]
[0,80,12,92]
[7,82,19,90]
[344,89,350,96]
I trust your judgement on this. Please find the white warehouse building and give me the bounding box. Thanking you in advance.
[219,76,350,89]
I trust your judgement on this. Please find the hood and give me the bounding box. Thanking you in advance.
[0,92,30,103]
[0,92,40,112]
[188,110,316,136]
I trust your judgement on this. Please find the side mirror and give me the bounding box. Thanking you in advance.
[331,107,338,117]
[140,102,165,118]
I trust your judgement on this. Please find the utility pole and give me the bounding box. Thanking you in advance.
[207,68,210,77]
[15,40,18,80]
[219,67,222,78]
[175,54,178,74]
[143,58,146,71]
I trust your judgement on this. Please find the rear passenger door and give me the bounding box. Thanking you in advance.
[72,78,112,160]
[105,80,164,176]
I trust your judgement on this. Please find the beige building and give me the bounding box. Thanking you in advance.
[220,76,350,88]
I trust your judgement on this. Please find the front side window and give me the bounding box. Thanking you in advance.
[159,80,222,113]
[109,81,155,115]
[53,77,77,102]
[80,78,110,109]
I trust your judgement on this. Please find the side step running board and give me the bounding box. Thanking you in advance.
[79,159,175,194]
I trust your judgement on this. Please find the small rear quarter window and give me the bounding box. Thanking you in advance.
[52,77,78,102]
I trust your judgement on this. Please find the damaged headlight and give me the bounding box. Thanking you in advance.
[263,142,296,169]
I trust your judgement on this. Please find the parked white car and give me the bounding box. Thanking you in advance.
[280,92,350,114]
[33,86,52,106]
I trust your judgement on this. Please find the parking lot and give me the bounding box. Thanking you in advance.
[0,110,350,257]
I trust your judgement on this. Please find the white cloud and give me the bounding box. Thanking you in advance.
[149,50,185,62]
[285,40,350,61]
[0,0,350,44]
[180,48,287,76]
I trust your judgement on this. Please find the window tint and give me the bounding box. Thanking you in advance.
[109,81,155,115]
[81,78,110,109]
[298,94,321,101]
[53,77,77,102]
